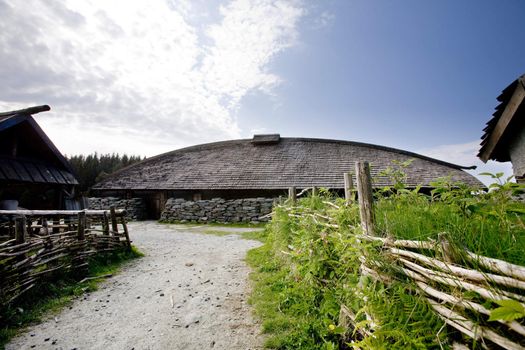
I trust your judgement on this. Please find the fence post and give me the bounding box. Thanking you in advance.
[438,233,454,263]
[355,161,375,236]
[52,217,60,234]
[77,211,86,241]
[312,186,318,197]
[15,216,27,263]
[15,215,27,244]
[110,206,119,234]
[288,186,296,204]
[41,217,49,236]
[344,172,354,204]
[75,211,88,275]
[103,212,110,235]
[120,216,132,250]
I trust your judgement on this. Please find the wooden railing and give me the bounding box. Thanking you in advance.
[0,207,131,305]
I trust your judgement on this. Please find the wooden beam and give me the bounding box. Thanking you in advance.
[0,105,50,117]
[480,82,525,162]
[0,209,126,216]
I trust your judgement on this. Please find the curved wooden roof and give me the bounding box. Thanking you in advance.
[93,136,482,190]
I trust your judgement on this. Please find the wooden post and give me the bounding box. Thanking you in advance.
[15,216,27,244]
[344,172,354,204]
[438,233,454,263]
[41,218,49,236]
[355,162,375,236]
[110,206,119,234]
[120,217,132,250]
[288,186,296,204]
[77,211,86,241]
[52,217,60,234]
[102,212,110,235]
[15,216,27,262]
[75,211,88,276]
[8,219,14,239]
[312,186,318,197]
[26,218,33,236]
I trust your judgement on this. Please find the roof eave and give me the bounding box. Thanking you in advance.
[479,76,525,162]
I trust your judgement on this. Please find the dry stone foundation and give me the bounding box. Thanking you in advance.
[160,197,275,224]
[88,197,147,221]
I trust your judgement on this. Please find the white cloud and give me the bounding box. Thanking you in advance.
[0,0,304,155]
[312,10,334,29]
[418,141,514,187]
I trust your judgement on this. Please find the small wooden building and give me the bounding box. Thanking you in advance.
[479,74,525,182]
[0,105,79,209]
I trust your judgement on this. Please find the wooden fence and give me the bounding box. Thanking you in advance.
[0,207,131,305]
[285,162,525,349]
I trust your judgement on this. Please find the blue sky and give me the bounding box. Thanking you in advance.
[240,0,524,150]
[1,0,524,184]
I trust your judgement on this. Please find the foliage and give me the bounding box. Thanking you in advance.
[66,153,144,193]
[247,169,525,349]
[0,246,143,349]
[488,299,525,322]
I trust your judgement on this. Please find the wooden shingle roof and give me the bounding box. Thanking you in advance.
[0,105,78,185]
[478,74,525,162]
[94,136,482,190]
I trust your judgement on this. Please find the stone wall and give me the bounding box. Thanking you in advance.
[88,197,147,221]
[160,197,275,223]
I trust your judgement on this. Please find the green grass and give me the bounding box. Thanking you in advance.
[245,175,525,349]
[247,243,341,349]
[0,246,143,349]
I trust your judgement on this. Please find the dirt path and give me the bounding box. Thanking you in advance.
[7,222,264,350]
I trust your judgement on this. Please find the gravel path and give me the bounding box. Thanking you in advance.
[7,222,264,350]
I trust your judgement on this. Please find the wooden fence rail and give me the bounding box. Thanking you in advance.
[351,161,525,349]
[0,207,131,305]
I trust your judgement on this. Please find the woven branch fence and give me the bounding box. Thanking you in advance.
[0,207,131,305]
[283,162,525,349]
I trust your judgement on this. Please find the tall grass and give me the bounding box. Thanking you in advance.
[247,173,525,349]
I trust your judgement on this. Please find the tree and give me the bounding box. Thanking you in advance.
[66,153,144,193]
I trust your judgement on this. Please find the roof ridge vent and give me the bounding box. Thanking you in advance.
[252,134,280,145]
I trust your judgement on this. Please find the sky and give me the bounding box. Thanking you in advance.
[1,0,524,185]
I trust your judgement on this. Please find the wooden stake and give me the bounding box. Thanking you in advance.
[52,217,60,234]
[438,233,454,263]
[41,218,49,236]
[120,216,132,250]
[312,186,318,197]
[110,206,119,234]
[344,172,354,204]
[77,211,86,241]
[102,212,110,236]
[355,161,375,236]
[288,186,296,204]
[15,216,27,244]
